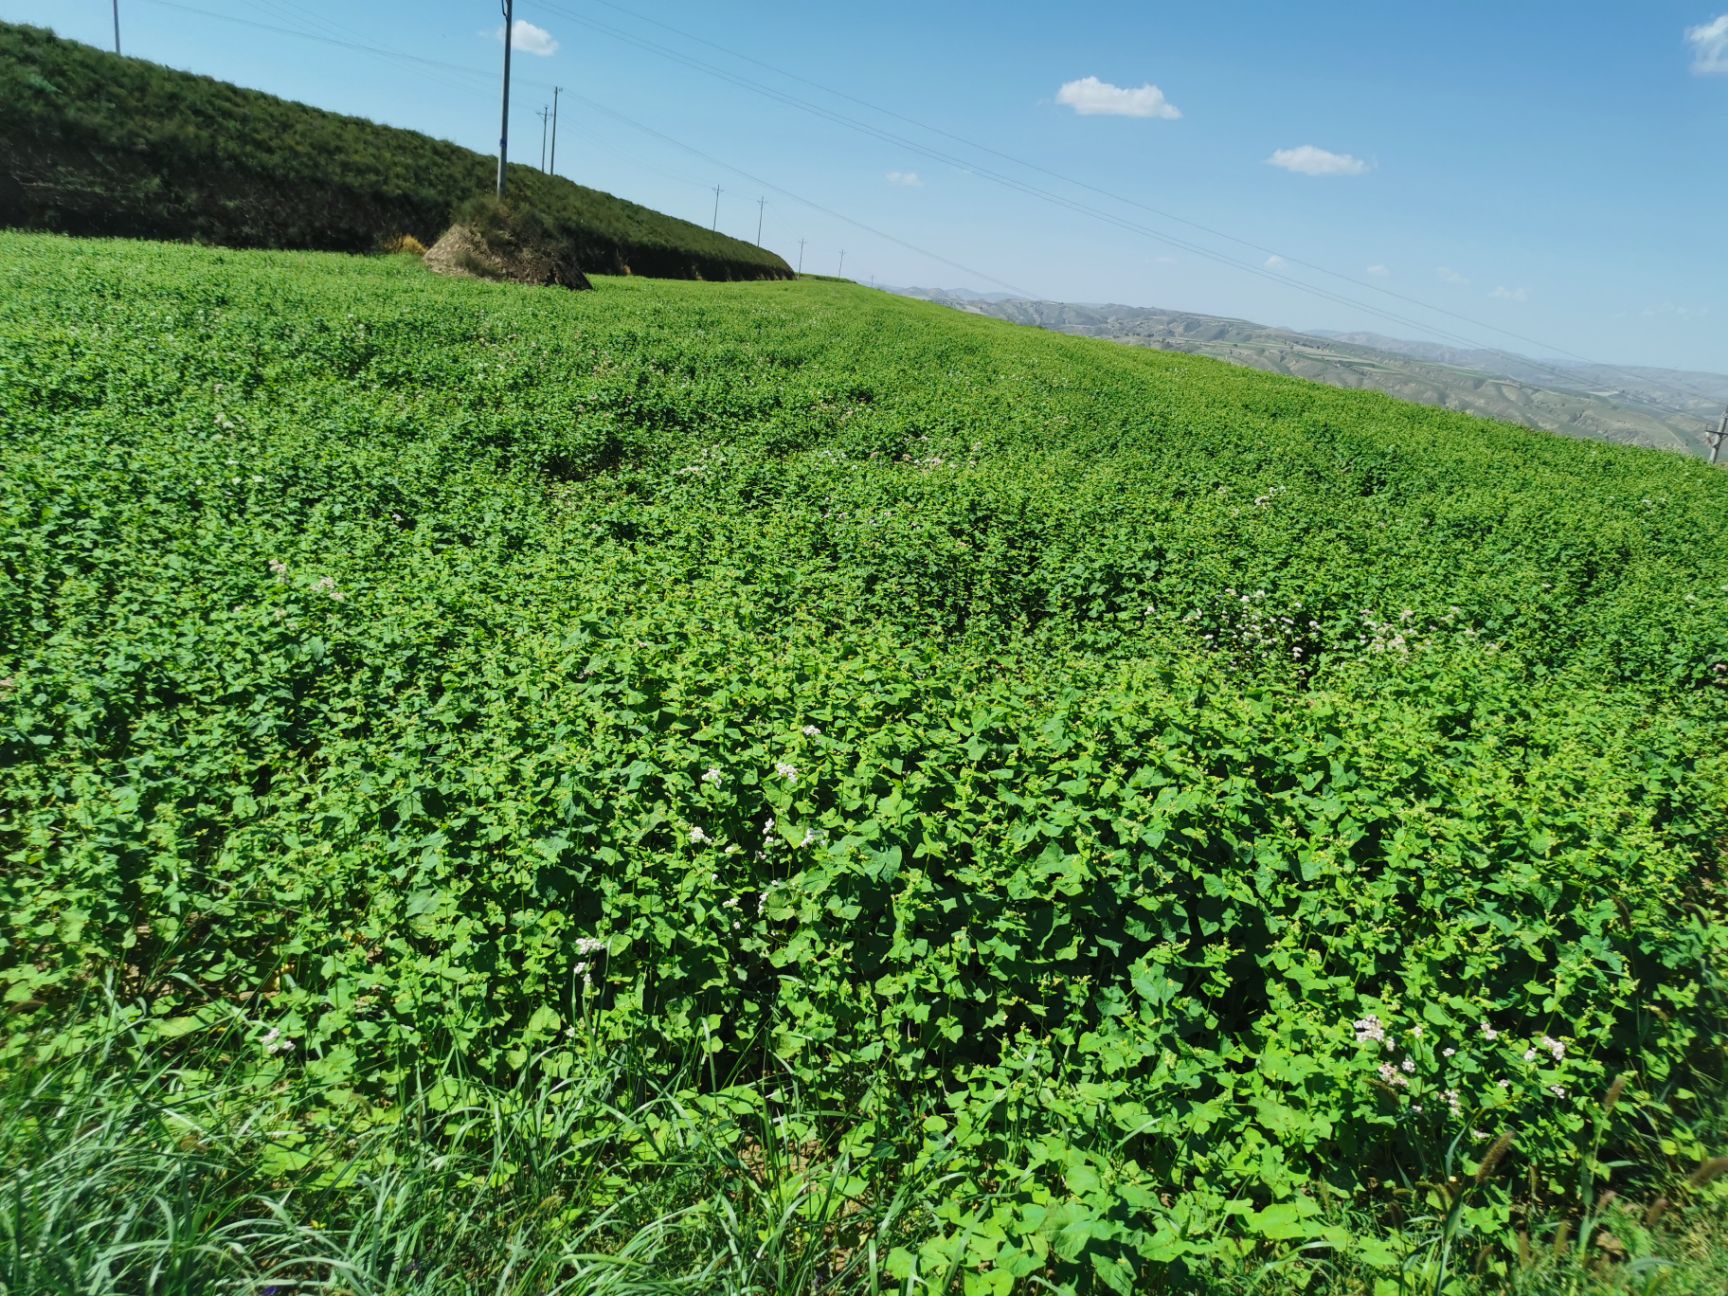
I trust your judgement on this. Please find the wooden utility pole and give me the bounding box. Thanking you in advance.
[537,106,552,171]
[797,238,806,274]
[1709,406,1727,466]
[711,185,722,231]
[112,1,121,54]
[755,196,766,246]
[837,249,845,277]
[496,0,514,198]
[549,86,562,176]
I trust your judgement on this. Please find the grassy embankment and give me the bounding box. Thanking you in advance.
[2,231,1727,1293]
[0,22,790,281]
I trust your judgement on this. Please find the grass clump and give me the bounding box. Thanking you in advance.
[384,232,429,257]
[0,1002,925,1295]
[427,196,593,290]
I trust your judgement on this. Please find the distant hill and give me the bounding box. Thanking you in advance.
[894,289,1728,456]
[1311,330,1728,421]
[0,22,791,281]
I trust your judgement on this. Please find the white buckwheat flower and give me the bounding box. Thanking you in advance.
[1352,1015,1386,1045]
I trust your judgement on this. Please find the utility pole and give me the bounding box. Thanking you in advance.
[797,239,806,274]
[838,249,845,277]
[112,1,121,54]
[711,185,722,231]
[549,86,562,177]
[537,106,551,172]
[1709,406,1728,466]
[496,0,513,198]
[755,197,766,247]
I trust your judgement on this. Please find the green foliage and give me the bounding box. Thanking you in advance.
[454,193,551,246]
[2,231,1727,1291]
[0,22,790,281]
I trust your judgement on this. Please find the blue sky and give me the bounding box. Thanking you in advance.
[8,1,1728,372]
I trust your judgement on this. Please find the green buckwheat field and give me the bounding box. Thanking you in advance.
[3,229,1727,1294]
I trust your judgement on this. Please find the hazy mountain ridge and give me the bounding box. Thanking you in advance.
[892,289,1727,456]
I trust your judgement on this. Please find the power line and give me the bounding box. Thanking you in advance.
[557,87,1031,295]
[142,0,1708,401]
[541,0,1726,417]
[235,0,488,97]
[533,8,1572,366]
[134,0,1655,331]
[570,0,1728,412]
[150,1,519,97]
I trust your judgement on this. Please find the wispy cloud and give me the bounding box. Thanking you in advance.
[885,171,923,187]
[1267,145,1370,176]
[1055,76,1181,119]
[1490,285,1529,303]
[1366,264,1390,277]
[1436,266,1468,285]
[1645,301,1711,319]
[1686,15,1728,73]
[1264,254,1288,270]
[496,20,558,57]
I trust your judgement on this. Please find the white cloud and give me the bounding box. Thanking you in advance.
[1264,254,1287,270]
[496,20,558,56]
[1267,145,1371,176]
[1686,15,1728,73]
[1645,301,1711,319]
[1055,76,1181,119]
[1436,266,1468,285]
[1366,264,1390,277]
[885,171,923,187]
[1490,285,1529,303]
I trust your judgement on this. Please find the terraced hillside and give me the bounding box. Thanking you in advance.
[0,23,790,281]
[2,232,1727,1294]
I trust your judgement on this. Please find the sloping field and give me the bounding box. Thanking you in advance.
[0,23,791,281]
[2,232,1726,1293]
